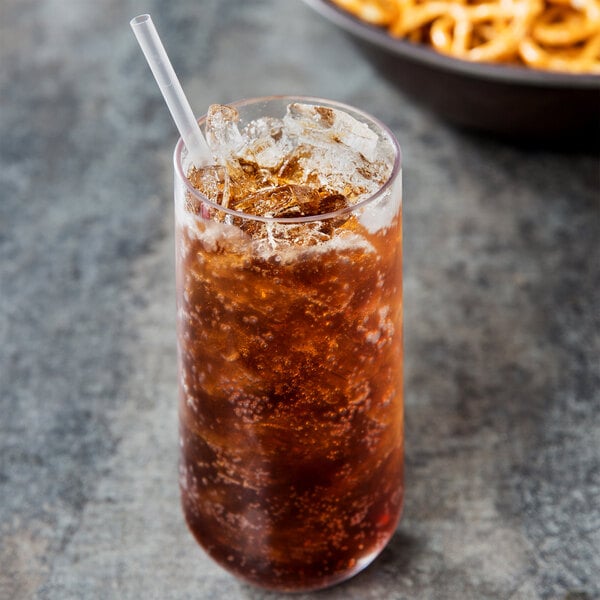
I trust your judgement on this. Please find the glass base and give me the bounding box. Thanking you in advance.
[183,496,404,593]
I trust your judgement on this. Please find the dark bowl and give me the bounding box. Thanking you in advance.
[304,0,600,144]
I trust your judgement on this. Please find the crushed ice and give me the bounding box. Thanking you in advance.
[187,102,397,247]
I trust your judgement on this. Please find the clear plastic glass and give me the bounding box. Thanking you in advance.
[173,96,403,592]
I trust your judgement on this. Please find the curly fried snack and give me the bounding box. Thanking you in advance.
[330,0,600,72]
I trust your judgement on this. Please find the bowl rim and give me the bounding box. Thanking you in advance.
[303,0,600,89]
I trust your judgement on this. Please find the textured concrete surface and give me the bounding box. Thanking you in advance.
[1,1,599,599]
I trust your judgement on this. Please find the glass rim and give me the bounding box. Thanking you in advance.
[173,95,402,224]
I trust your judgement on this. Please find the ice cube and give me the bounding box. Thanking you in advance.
[284,103,379,162]
[205,104,245,161]
[188,164,230,207]
[230,184,351,220]
[278,103,392,200]
[276,140,382,201]
[191,103,393,230]
[205,105,263,201]
[331,109,379,163]
[241,117,296,170]
[230,185,309,217]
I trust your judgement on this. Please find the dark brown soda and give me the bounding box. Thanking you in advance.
[176,166,403,592]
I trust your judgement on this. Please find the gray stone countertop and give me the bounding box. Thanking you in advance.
[1,1,598,599]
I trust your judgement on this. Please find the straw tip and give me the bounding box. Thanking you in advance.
[130,14,151,28]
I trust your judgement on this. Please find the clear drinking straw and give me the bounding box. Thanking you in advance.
[130,14,212,167]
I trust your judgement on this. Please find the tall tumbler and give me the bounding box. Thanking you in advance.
[173,97,403,592]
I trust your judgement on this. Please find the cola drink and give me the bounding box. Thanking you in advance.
[174,97,403,592]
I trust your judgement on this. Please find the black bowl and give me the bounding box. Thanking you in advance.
[304,0,600,144]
